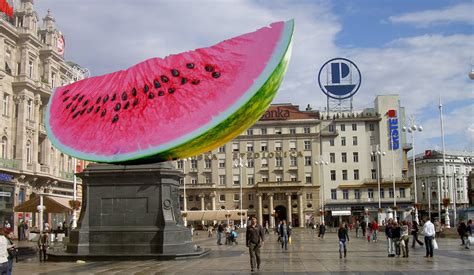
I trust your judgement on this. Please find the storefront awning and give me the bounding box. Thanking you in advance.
[14,195,72,213]
[183,210,247,221]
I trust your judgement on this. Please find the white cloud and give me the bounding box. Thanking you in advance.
[389,3,474,27]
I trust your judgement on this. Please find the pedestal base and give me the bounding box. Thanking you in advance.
[48,162,209,260]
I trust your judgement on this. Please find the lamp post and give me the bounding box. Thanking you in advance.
[422,181,431,220]
[233,156,246,227]
[371,145,386,224]
[72,158,78,229]
[402,117,423,224]
[181,158,191,227]
[315,158,328,224]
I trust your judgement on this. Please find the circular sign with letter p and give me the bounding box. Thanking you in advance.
[318,58,361,100]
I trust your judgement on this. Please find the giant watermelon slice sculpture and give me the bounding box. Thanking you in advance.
[46,20,294,164]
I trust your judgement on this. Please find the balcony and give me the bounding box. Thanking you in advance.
[0,158,20,170]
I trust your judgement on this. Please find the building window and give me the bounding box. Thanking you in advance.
[233,194,240,201]
[276,174,283,182]
[354,189,360,199]
[1,137,7,159]
[248,194,254,201]
[261,174,268,182]
[342,170,348,180]
[218,145,225,153]
[328,124,334,132]
[205,159,212,169]
[275,141,282,151]
[219,175,226,185]
[400,188,406,198]
[341,137,346,146]
[247,158,254,168]
[247,129,253,135]
[261,128,267,135]
[330,153,335,163]
[354,169,359,180]
[261,158,268,168]
[290,173,297,182]
[2,94,9,116]
[189,195,193,201]
[371,154,376,162]
[331,189,337,200]
[275,127,282,134]
[232,143,239,152]
[371,169,376,180]
[290,156,297,166]
[368,189,374,199]
[306,193,313,199]
[330,170,336,181]
[304,127,311,134]
[329,139,335,146]
[305,173,312,183]
[389,188,394,198]
[289,128,296,134]
[248,176,254,185]
[341,152,347,163]
[247,143,254,152]
[353,152,359,163]
[205,176,212,184]
[275,157,283,167]
[305,156,312,166]
[289,140,296,151]
[340,124,345,131]
[369,123,375,131]
[343,189,349,200]
[380,188,385,198]
[219,194,226,202]
[28,60,33,78]
[352,136,358,146]
[261,142,268,151]
[191,177,197,185]
[177,160,184,169]
[304,140,311,150]
[191,159,197,169]
[26,140,32,163]
[27,99,33,120]
[233,175,240,185]
[218,159,225,168]
[352,123,357,131]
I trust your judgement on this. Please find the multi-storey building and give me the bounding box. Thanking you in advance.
[177,95,412,227]
[0,1,85,234]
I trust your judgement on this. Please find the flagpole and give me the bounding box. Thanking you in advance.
[439,96,450,228]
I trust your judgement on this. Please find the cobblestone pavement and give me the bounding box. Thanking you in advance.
[12,229,474,274]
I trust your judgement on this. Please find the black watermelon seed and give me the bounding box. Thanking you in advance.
[66,103,72,109]
[80,109,86,115]
[114,103,121,111]
[111,94,116,101]
[101,109,107,117]
[191,79,200,85]
[205,65,214,72]
[71,105,77,113]
[132,88,137,96]
[133,98,139,106]
[96,97,102,104]
[186,63,195,69]
[83,99,89,106]
[171,69,180,77]
[153,80,161,88]
[78,95,84,102]
[103,95,109,103]
[158,90,165,96]
[148,92,155,99]
[144,84,149,93]
[87,106,94,113]
[72,111,80,119]
[63,96,70,102]
[62,89,70,95]
[160,75,169,83]
[112,115,119,123]
[72,94,79,100]
[95,106,101,113]
[181,77,187,85]
[122,92,127,101]
[212,72,221,78]
[168,88,175,94]
[124,101,130,110]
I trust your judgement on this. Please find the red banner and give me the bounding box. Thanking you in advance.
[0,0,13,18]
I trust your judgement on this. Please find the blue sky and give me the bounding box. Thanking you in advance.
[33,0,473,155]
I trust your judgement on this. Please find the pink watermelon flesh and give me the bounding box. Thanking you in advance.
[47,21,293,163]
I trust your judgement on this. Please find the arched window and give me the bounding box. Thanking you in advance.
[67,157,72,172]
[26,140,32,163]
[50,147,55,165]
[1,136,7,159]
[59,153,65,171]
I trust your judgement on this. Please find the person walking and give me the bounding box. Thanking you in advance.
[400,221,410,257]
[392,221,401,256]
[337,222,349,259]
[367,221,373,242]
[5,231,15,275]
[385,218,395,257]
[319,222,326,240]
[371,220,379,242]
[361,220,367,237]
[246,217,264,272]
[207,225,213,238]
[0,229,10,275]
[411,221,424,248]
[217,223,224,245]
[264,221,269,235]
[38,231,50,262]
[423,217,435,258]
[355,220,360,238]
[457,219,469,249]
[278,220,291,250]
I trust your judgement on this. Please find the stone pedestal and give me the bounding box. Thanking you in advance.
[48,162,208,260]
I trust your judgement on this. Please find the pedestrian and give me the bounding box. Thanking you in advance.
[319,222,326,240]
[246,217,264,272]
[217,223,224,245]
[400,220,410,257]
[411,220,424,248]
[38,231,50,262]
[355,220,360,238]
[361,220,367,237]
[5,231,16,275]
[189,224,194,238]
[371,220,379,242]
[423,216,435,258]
[367,220,373,242]
[264,221,269,235]
[337,222,349,259]
[457,219,469,249]
[1,228,10,275]
[207,225,213,238]
[385,218,395,257]
[278,220,291,250]
[392,221,401,256]
[467,220,473,248]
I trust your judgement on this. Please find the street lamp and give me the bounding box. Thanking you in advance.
[181,157,192,227]
[72,158,78,229]
[233,156,246,227]
[421,181,431,220]
[371,145,386,224]
[315,158,328,224]
[402,117,423,224]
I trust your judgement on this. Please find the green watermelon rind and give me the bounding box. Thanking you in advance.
[45,20,294,164]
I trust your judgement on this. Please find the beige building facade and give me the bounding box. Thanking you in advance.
[0,1,85,234]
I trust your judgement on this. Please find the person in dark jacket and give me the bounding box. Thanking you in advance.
[411,221,424,248]
[385,219,395,257]
[458,220,469,249]
[392,221,401,256]
[361,220,367,237]
[246,217,265,272]
[319,222,326,240]
[278,220,291,250]
[338,222,349,258]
